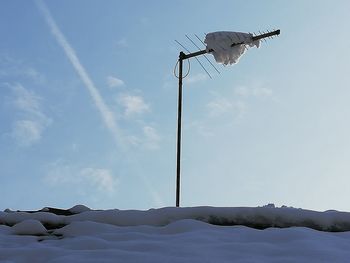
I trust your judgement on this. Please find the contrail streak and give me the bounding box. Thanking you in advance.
[36,0,164,207]
[36,0,124,148]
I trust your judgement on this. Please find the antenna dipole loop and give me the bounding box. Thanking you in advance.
[173,59,190,79]
[175,39,212,79]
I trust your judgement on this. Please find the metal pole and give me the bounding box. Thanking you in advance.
[176,52,185,207]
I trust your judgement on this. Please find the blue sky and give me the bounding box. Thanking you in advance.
[1,0,350,211]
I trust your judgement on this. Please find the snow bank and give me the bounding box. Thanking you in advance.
[2,205,350,232]
[53,219,213,238]
[0,211,61,226]
[1,219,350,262]
[58,206,350,232]
[11,219,47,236]
[68,204,91,214]
[205,31,259,65]
[2,206,350,262]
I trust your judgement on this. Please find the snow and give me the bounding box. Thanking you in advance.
[205,31,260,65]
[1,205,350,262]
[11,219,47,236]
[68,205,91,214]
[3,205,350,231]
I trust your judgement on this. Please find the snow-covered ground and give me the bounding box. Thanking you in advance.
[1,205,350,262]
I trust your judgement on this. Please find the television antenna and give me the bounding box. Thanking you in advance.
[174,29,280,207]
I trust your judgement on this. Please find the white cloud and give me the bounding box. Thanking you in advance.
[115,38,128,48]
[185,121,215,138]
[234,101,247,118]
[23,68,46,84]
[207,97,246,118]
[107,76,124,88]
[36,0,124,148]
[143,126,161,150]
[197,124,215,138]
[207,97,233,117]
[253,87,273,97]
[126,135,142,147]
[184,73,208,85]
[45,162,118,194]
[118,94,150,117]
[12,120,42,146]
[234,85,273,98]
[10,84,51,146]
[206,84,272,119]
[0,54,46,84]
[80,168,117,193]
[12,83,41,113]
[71,143,79,152]
[125,126,161,150]
[161,74,176,91]
[234,86,250,97]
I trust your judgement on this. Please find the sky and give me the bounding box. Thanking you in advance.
[1,0,350,211]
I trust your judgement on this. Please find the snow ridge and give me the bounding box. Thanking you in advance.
[2,205,350,232]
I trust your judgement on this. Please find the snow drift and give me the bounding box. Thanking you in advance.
[204,31,260,65]
[2,205,350,232]
[2,205,350,262]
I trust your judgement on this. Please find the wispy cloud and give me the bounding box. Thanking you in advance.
[118,94,150,117]
[143,126,161,150]
[126,126,161,150]
[207,83,273,119]
[186,121,215,138]
[9,83,51,146]
[161,73,176,91]
[234,85,273,98]
[36,0,124,148]
[12,120,43,146]
[115,37,128,48]
[234,86,250,97]
[252,87,273,97]
[207,97,246,118]
[184,73,208,85]
[23,68,46,84]
[188,83,275,139]
[45,161,118,194]
[207,97,233,117]
[0,54,46,84]
[80,168,117,193]
[107,75,124,88]
[12,83,41,113]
